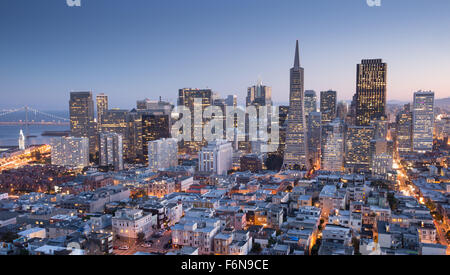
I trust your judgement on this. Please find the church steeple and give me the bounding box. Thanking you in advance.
[293,40,300,69]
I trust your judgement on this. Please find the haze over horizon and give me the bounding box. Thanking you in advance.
[1,0,450,110]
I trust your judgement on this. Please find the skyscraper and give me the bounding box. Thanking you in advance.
[69,91,97,155]
[198,140,233,176]
[413,91,435,153]
[396,104,413,153]
[344,126,375,173]
[51,136,89,168]
[99,132,124,171]
[18,130,25,150]
[336,101,348,121]
[283,41,308,170]
[178,88,214,154]
[96,93,108,125]
[304,90,317,116]
[307,112,321,168]
[321,119,344,172]
[320,90,337,125]
[148,138,178,172]
[355,59,387,126]
[246,80,273,148]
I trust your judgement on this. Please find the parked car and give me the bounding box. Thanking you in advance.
[118,245,129,250]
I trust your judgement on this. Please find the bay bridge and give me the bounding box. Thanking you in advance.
[0,107,70,127]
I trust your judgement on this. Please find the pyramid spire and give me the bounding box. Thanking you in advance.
[294,40,300,69]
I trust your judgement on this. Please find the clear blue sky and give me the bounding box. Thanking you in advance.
[1,0,449,110]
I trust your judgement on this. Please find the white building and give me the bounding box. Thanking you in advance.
[171,217,221,255]
[18,129,25,150]
[413,91,435,153]
[148,138,178,172]
[99,132,123,171]
[51,136,89,168]
[371,153,393,176]
[198,140,233,176]
[321,120,344,172]
[112,209,156,239]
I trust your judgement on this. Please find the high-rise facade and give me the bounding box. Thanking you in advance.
[51,136,89,168]
[99,132,124,171]
[148,138,178,172]
[321,119,344,172]
[198,140,233,176]
[178,88,214,154]
[96,93,108,125]
[283,41,308,170]
[304,90,317,116]
[396,104,413,153]
[141,111,171,163]
[18,130,25,150]
[307,112,321,168]
[344,126,375,173]
[413,91,435,153]
[355,59,387,126]
[320,90,337,125]
[69,92,97,155]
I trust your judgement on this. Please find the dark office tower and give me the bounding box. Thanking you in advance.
[100,109,129,158]
[96,93,108,125]
[345,94,357,126]
[126,110,144,163]
[141,111,171,164]
[275,105,289,157]
[304,90,317,116]
[320,90,337,125]
[178,88,213,154]
[344,126,375,173]
[355,59,387,126]
[69,91,97,156]
[307,112,321,169]
[283,41,308,170]
[226,95,238,108]
[336,101,348,121]
[396,103,413,153]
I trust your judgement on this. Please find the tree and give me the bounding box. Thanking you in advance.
[264,154,283,171]
[137,232,146,244]
[251,243,262,254]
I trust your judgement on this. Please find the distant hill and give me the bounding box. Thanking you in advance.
[435,97,450,110]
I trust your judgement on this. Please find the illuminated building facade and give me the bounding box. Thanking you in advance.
[396,103,413,153]
[51,136,89,168]
[320,90,337,125]
[148,138,178,172]
[283,40,308,170]
[355,59,387,126]
[141,112,171,164]
[199,140,233,176]
[99,132,124,171]
[344,126,375,173]
[69,91,97,155]
[96,93,108,125]
[178,88,213,153]
[18,130,25,150]
[321,119,344,172]
[413,91,435,153]
[304,90,317,116]
[307,111,322,168]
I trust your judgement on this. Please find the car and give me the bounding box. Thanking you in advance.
[118,245,129,250]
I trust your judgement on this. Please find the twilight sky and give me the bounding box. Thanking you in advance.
[0,0,449,110]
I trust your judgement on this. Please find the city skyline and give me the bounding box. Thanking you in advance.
[1,0,450,110]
